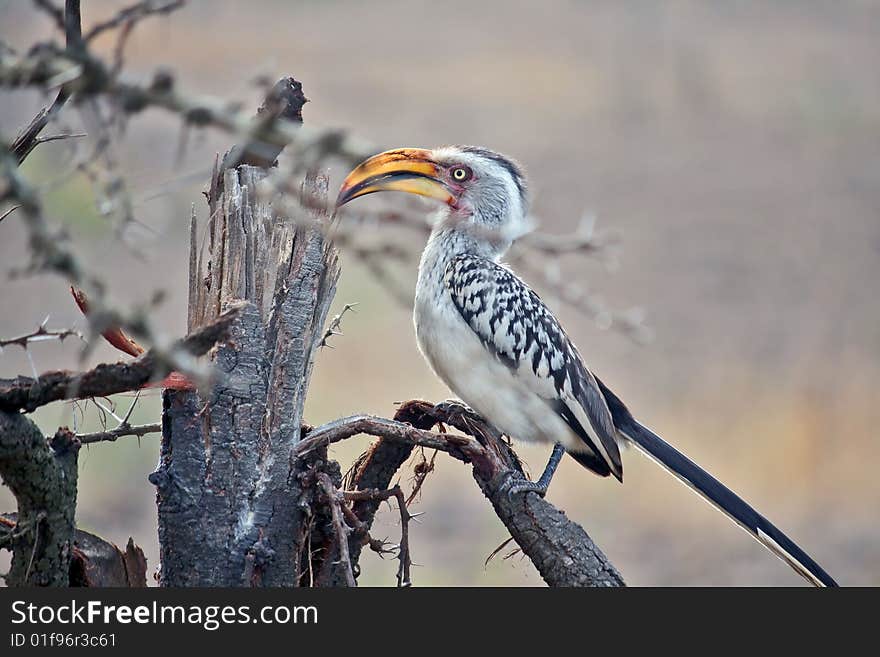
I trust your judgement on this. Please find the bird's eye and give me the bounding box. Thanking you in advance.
[450,165,472,182]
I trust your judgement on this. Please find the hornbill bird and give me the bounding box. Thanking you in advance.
[335,146,838,587]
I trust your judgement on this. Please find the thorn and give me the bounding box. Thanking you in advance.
[578,212,596,237]
[25,350,38,379]
[120,389,141,425]
[93,399,124,425]
[0,204,22,224]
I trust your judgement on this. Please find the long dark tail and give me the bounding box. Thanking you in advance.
[595,377,838,587]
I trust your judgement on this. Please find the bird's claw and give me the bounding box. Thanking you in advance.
[496,470,548,500]
[434,399,484,425]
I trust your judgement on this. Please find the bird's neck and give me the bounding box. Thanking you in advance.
[418,209,509,286]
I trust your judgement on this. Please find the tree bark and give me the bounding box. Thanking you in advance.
[2,513,148,587]
[0,416,78,586]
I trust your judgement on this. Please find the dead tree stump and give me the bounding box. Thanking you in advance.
[150,164,340,586]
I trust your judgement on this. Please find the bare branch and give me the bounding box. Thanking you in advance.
[514,256,653,344]
[33,132,87,145]
[316,473,356,587]
[296,414,489,467]
[302,400,625,587]
[405,447,437,506]
[33,1,66,32]
[0,302,244,413]
[0,46,375,169]
[82,1,185,43]
[319,302,357,348]
[2,29,648,344]
[11,0,82,165]
[0,321,83,352]
[77,422,160,445]
[343,485,413,587]
[284,189,649,342]
[517,213,619,260]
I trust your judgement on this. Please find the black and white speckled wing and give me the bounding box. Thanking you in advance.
[444,254,623,479]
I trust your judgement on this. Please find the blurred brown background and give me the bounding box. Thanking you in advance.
[1,0,878,586]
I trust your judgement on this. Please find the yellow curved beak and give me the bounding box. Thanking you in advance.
[335,148,454,208]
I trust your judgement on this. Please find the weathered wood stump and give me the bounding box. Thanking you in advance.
[151,164,340,586]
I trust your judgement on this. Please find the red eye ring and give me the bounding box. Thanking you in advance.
[450,165,472,182]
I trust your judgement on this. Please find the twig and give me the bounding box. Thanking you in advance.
[0,321,83,352]
[23,511,47,583]
[316,472,356,587]
[82,1,185,43]
[484,536,518,568]
[77,422,160,444]
[0,205,21,224]
[0,46,376,170]
[33,0,65,31]
[319,302,357,348]
[33,132,87,145]
[343,485,414,587]
[119,389,141,424]
[513,255,652,344]
[0,302,244,412]
[405,447,437,506]
[366,533,396,558]
[296,414,490,469]
[305,400,625,587]
[12,0,81,165]
[517,213,619,259]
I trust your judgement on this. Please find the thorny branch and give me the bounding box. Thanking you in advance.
[77,422,160,444]
[81,1,184,43]
[300,400,625,587]
[319,303,357,348]
[12,0,82,165]
[0,205,21,224]
[0,320,83,352]
[0,2,380,371]
[296,414,485,465]
[405,447,437,506]
[343,486,414,587]
[315,472,356,587]
[0,42,375,170]
[0,302,243,412]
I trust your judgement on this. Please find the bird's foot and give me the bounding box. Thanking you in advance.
[496,443,566,500]
[496,471,549,499]
[433,399,484,425]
